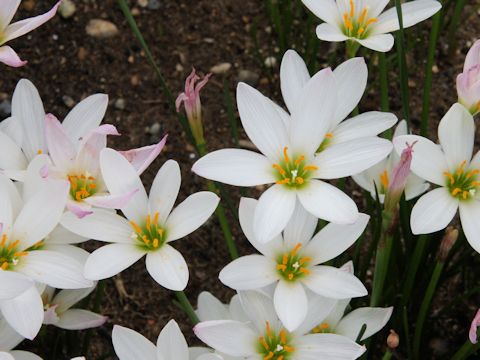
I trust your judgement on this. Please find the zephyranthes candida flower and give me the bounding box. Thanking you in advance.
[394,103,480,253]
[457,40,480,115]
[302,0,441,52]
[219,198,368,331]
[0,1,60,67]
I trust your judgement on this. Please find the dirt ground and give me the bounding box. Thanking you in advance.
[2,0,480,359]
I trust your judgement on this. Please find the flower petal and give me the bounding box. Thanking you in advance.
[219,255,278,290]
[297,179,358,224]
[85,190,139,210]
[459,201,480,254]
[196,291,231,321]
[274,281,308,331]
[332,112,398,144]
[410,188,458,234]
[315,23,349,42]
[0,0,20,31]
[0,130,27,173]
[305,213,370,265]
[295,294,337,336]
[145,245,189,291]
[44,113,76,170]
[112,325,157,360]
[280,49,310,113]
[282,200,318,249]
[121,135,167,176]
[236,83,288,161]
[8,351,42,360]
[295,333,366,359]
[165,192,219,242]
[356,33,395,52]
[0,46,26,67]
[53,286,96,313]
[0,271,33,300]
[192,149,275,187]
[156,320,189,360]
[253,184,297,243]
[0,316,24,350]
[302,265,368,299]
[84,243,145,280]
[335,306,393,341]
[238,290,281,334]
[302,0,340,24]
[148,159,180,223]
[56,309,107,330]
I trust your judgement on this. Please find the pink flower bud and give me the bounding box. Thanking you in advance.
[384,141,415,212]
[470,309,480,344]
[176,69,211,146]
[457,40,480,115]
[437,226,458,261]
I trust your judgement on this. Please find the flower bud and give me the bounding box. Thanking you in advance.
[175,69,211,146]
[457,40,480,115]
[470,309,480,344]
[437,226,458,262]
[387,329,399,349]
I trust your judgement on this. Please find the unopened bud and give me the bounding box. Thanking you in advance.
[387,329,399,349]
[437,226,458,261]
[457,40,480,116]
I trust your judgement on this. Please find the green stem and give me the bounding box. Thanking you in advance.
[420,9,442,137]
[447,0,467,58]
[451,340,480,360]
[175,291,200,325]
[401,234,430,304]
[413,260,444,359]
[381,350,393,360]
[346,40,361,58]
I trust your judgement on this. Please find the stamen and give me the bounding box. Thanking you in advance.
[294,155,305,165]
[283,147,290,163]
[287,273,294,280]
[1,262,8,270]
[325,133,333,139]
[291,243,302,256]
[357,27,365,36]
[264,352,274,360]
[299,256,312,265]
[272,164,286,176]
[130,220,142,234]
[7,240,19,251]
[37,150,43,154]
[451,188,462,196]
[13,251,28,257]
[276,264,287,271]
[457,160,467,175]
[463,191,469,200]
[303,165,318,171]
[299,268,310,275]
[276,178,290,185]
[349,0,355,17]
[153,212,160,225]
[280,329,287,344]
[146,215,151,231]
[284,345,294,352]
[0,234,6,247]
[365,18,378,26]
[153,238,159,248]
[443,172,455,185]
[259,337,270,350]
[466,169,480,179]
[282,254,289,265]
[343,13,353,30]
[266,322,272,337]
[358,7,368,24]
[295,177,304,184]
[380,169,389,189]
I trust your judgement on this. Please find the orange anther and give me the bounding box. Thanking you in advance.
[259,337,269,350]
[130,220,142,234]
[283,147,290,163]
[153,212,160,225]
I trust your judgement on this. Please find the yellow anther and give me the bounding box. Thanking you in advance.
[259,337,269,350]
[276,178,290,185]
[288,273,294,280]
[146,215,151,231]
[277,264,287,272]
[88,183,96,189]
[358,7,368,24]
[357,27,365,36]
[466,169,480,179]
[295,177,304,184]
[277,356,284,360]
[343,13,353,30]
[280,329,287,344]
[0,234,6,247]
[37,150,43,154]
[299,256,312,265]
[299,268,310,275]
[451,188,462,196]
[365,17,378,26]
[284,345,295,352]
[7,240,19,251]
[380,169,389,189]
[264,352,274,360]
[272,164,286,176]
[129,220,142,234]
[463,191,469,200]
[283,147,290,163]
[1,262,8,270]
[457,160,467,175]
[349,0,355,17]
[472,181,480,187]
[294,155,305,165]
[266,322,272,337]
[142,235,150,245]
[291,243,302,256]
[13,251,28,258]
[153,212,159,225]
[282,254,289,265]
[325,132,333,139]
[303,165,318,171]
[153,238,159,248]
[443,171,455,185]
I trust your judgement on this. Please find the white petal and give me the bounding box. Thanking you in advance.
[0,352,14,360]
[302,266,368,299]
[315,23,349,42]
[283,200,318,248]
[314,137,392,179]
[193,320,257,357]
[22,154,51,202]
[295,294,337,335]
[166,192,219,242]
[374,0,442,34]
[290,68,337,155]
[9,351,43,360]
[332,112,398,144]
[44,114,76,170]
[253,185,296,243]
[459,201,480,254]
[333,58,368,125]
[0,286,43,340]
[156,320,189,360]
[62,94,109,144]
[61,209,132,243]
[295,333,366,359]
[148,160,180,223]
[16,250,93,289]
[438,103,475,168]
[112,325,157,360]
[46,224,88,245]
[196,292,231,321]
[84,243,145,280]
[305,213,370,264]
[100,148,148,224]
[0,271,33,300]
[280,49,310,113]
[53,286,96,313]
[145,245,189,291]
[238,290,281,334]
[368,0,391,17]
[0,131,27,171]
[56,309,106,330]
[274,281,308,331]
[357,33,395,52]
[219,255,278,290]
[0,0,20,31]
[393,135,448,186]
[237,83,288,161]
[410,188,458,234]
[0,316,24,351]
[192,149,275,187]
[302,0,340,24]
[11,79,46,160]
[335,306,393,341]
[298,179,358,224]
[0,116,23,144]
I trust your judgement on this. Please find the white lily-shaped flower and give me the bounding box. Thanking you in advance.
[193,67,392,243]
[280,50,397,148]
[393,103,480,253]
[113,319,222,360]
[0,316,42,360]
[0,174,93,339]
[457,40,480,116]
[0,0,60,67]
[61,149,219,290]
[302,0,441,52]
[353,120,429,202]
[42,285,107,330]
[219,198,368,331]
[195,290,366,359]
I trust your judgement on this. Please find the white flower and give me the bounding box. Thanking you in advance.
[302,0,441,52]
[219,198,368,331]
[353,120,429,202]
[61,150,219,291]
[42,285,107,330]
[393,103,480,253]
[193,66,392,243]
[0,316,42,360]
[196,292,248,323]
[112,319,222,360]
[194,290,366,359]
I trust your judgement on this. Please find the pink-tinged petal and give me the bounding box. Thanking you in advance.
[43,304,60,325]
[0,46,26,67]
[45,113,77,170]
[85,189,139,210]
[0,0,20,31]
[470,309,480,344]
[120,135,167,176]
[3,1,61,42]
[465,40,480,72]
[66,200,93,219]
[56,309,107,330]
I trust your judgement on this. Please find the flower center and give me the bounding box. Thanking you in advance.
[276,243,311,281]
[312,322,332,334]
[443,160,480,201]
[342,1,378,39]
[272,147,318,188]
[68,173,98,202]
[0,234,28,270]
[258,322,295,360]
[130,212,166,251]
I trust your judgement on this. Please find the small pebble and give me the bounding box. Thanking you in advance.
[137,0,148,7]
[146,122,161,135]
[86,19,119,39]
[238,69,259,86]
[432,64,439,73]
[210,62,232,74]
[22,0,35,11]
[62,95,75,108]
[59,0,76,19]
[131,8,141,16]
[147,0,161,10]
[114,98,126,110]
[130,75,140,86]
[264,56,277,68]
[77,47,87,61]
